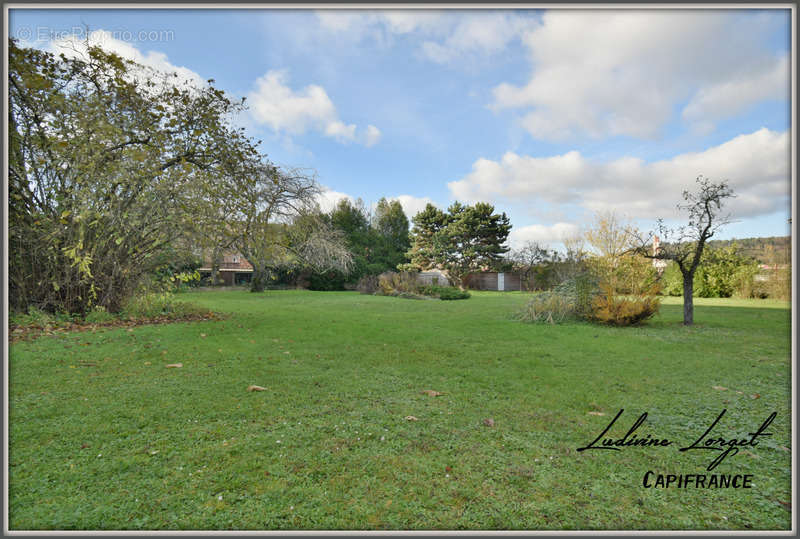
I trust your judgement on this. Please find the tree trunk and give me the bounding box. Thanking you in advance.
[210,246,223,286]
[682,272,694,326]
[250,266,269,292]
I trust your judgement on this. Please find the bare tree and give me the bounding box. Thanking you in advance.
[233,161,352,292]
[635,176,735,325]
[508,241,552,291]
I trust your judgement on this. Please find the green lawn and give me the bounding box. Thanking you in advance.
[8,290,792,530]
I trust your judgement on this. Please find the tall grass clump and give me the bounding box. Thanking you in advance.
[515,290,577,324]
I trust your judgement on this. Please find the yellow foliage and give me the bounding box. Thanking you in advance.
[589,282,661,326]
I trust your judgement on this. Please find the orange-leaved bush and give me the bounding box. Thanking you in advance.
[588,282,661,326]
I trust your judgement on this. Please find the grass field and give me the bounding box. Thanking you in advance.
[7,290,793,530]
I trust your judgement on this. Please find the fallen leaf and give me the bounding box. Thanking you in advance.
[421,390,444,397]
[200,333,207,338]
[165,363,183,368]
[247,385,267,392]
[587,411,606,416]
[144,361,151,365]
[483,418,495,427]
[712,386,728,391]
[742,450,760,459]
[751,393,761,399]
[405,416,419,421]
[445,466,452,472]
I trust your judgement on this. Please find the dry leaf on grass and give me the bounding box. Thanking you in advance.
[165,363,183,368]
[587,411,606,416]
[751,393,761,399]
[421,390,444,397]
[247,385,267,392]
[405,415,419,421]
[483,418,495,427]
[712,386,728,391]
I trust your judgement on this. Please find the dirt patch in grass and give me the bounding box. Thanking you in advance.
[9,311,227,344]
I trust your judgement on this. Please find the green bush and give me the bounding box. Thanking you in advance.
[660,262,684,296]
[419,285,470,300]
[308,270,348,291]
[121,292,210,320]
[9,306,55,327]
[660,246,759,298]
[84,306,116,324]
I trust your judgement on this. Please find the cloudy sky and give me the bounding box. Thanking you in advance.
[10,8,792,248]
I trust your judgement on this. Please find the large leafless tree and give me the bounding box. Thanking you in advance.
[232,162,353,292]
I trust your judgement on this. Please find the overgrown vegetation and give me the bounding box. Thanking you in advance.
[519,213,662,327]
[514,290,577,324]
[8,38,257,315]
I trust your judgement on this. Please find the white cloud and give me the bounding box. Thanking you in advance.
[420,12,529,65]
[391,195,438,220]
[316,189,354,213]
[314,10,531,65]
[508,223,581,249]
[324,120,357,143]
[247,70,380,146]
[491,11,789,140]
[316,10,445,36]
[449,128,790,221]
[364,125,382,147]
[47,29,205,88]
[681,54,789,128]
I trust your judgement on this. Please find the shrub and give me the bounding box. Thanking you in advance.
[84,305,115,324]
[9,306,55,327]
[660,262,683,296]
[419,285,470,300]
[356,274,380,295]
[515,291,576,324]
[121,292,210,320]
[554,273,600,319]
[377,271,421,296]
[308,270,348,291]
[588,283,661,326]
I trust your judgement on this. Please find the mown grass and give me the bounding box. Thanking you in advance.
[7,290,792,530]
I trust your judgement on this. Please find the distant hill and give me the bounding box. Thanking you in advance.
[706,236,790,264]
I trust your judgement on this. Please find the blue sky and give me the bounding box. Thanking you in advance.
[10,8,792,248]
